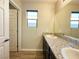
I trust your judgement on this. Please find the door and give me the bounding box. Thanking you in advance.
[9,9,18,51]
[0,41,9,59]
[4,41,9,59]
[0,0,9,59]
[0,44,4,59]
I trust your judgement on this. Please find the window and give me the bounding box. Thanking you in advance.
[70,12,79,29]
[27,10,38,28]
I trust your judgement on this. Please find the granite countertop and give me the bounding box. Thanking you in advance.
[43,34,70,59]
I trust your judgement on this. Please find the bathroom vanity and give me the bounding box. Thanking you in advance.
[43,35,56,59]
[43,34,78,59]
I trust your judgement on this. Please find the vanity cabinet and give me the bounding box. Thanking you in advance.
[43,36,56,59]
[43,36,50,59]
[49,48,56,59]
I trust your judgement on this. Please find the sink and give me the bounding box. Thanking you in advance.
[45,35,58,39]
[61,47,79,59]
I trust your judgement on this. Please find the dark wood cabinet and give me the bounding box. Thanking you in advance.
[43,36,50,59]
[43,36,56,59]
[49,48,56,59]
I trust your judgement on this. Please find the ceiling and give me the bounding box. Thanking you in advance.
[22,0,58,3]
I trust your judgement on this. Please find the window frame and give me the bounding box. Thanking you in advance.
[70,12,79,29]
[27,10,38,28]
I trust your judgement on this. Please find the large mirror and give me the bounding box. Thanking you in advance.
[54,1,79,38]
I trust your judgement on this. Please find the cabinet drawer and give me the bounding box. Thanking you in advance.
[0,0,4,8]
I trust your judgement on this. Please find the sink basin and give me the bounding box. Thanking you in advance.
[45,35,58,39]
[61,47,79,59]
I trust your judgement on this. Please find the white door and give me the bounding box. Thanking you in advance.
[9,9,18,51]
[0,0,9,59]
[4,41,9,59]
[0,41,9,59]
[0,44,4,59]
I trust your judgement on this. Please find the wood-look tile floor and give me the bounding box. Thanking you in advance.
[10,51,43,59]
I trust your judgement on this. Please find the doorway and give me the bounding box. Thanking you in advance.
[9,3,18,51]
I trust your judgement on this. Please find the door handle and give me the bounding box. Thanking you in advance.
[4,39,9,43]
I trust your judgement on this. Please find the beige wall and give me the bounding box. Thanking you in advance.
[55,3,79,38]
[21,2,55,50]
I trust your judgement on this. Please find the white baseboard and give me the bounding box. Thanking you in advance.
[20,49,43,51]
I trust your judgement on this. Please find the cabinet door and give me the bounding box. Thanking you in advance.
[50,48,56,59]
[43,38,50,59]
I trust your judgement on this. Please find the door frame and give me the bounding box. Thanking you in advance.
[9,0,22,51]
